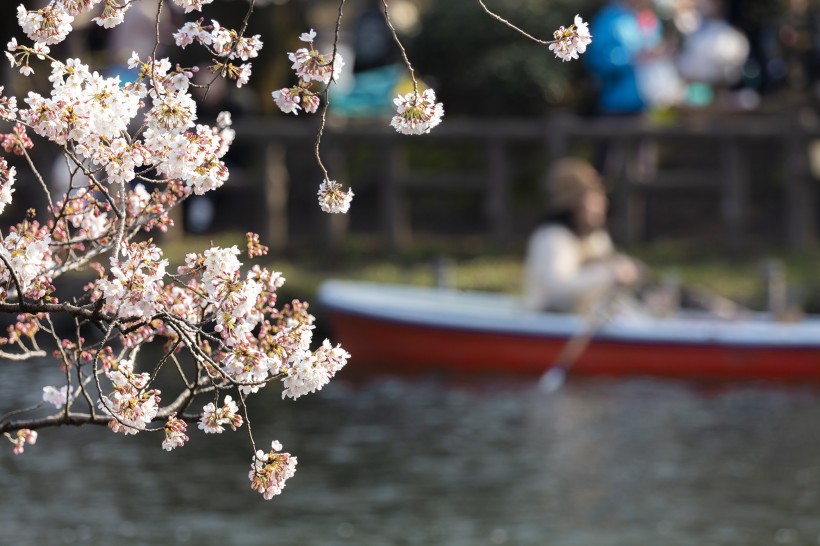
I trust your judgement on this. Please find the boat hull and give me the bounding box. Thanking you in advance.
[327,310,820,380]
[318,280,820,381]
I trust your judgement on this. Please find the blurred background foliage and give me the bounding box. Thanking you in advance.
[4,0,820,310]
[406,0,604,116]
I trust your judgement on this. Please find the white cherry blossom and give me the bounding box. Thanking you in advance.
[171,0,215,14]
[317,179,354,213]
[42,385,71,408]
[549,15,593,62]
[249,440,297,499]
[390,88,444,135]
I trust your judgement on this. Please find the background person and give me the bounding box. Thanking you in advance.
[522,157,645,313]
[585,0,671,115]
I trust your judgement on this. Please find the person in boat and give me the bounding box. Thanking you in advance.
[522,157,645,313]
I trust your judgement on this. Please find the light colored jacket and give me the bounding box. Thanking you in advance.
[522,224,619,312]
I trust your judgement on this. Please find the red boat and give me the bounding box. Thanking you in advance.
[318,280,820,381]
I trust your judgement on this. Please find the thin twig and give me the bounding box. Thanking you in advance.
[313,0,346,181]
[381,0,417,94]
[476,0,549,45]
[149,0,166,94]
[21,147,53,208]
[203,0,257,98]
[0,402,45,427]
[75,316,97,417]
[0,252,27,307]
[239,391,259,455]
[44,314,73,419]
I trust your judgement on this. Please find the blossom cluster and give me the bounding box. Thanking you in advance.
[172,0,215,14]
[173,18,262,88]
[317,179,354,214]
[198,395,243,433]
[6,428,37,455]
[42,385,71,408]
[0,221,55,300]
[0,157,15,216]
[162,413,189,451]
[549,15,592,62]
[98,359,161,435]
[271,29,342,116]
[249,440,297,500]
[281,339,350,400]
[0,86,18,121]
[390,88,445,136]
[0,122,33,156]
[16,4,74,46]
[97,241,169,318]
[0,0,590,503]
[13,1,151,58]
[179,246,350,397]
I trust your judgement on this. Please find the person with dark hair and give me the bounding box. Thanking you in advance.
[522,157,644,313]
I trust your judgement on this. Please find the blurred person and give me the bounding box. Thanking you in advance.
[585,0,683,225]
[676,0,751,108]
[586,0,682,115]
[522,158,645,313]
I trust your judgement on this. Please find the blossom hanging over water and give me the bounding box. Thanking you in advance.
[198,395,243,434]
[390,88,444,135]
[162,413,189,451]
[282,339,350,400]
[98,359,161,435]
[549,15,592,62]
[7,428,37,455]
[249,440,297,499]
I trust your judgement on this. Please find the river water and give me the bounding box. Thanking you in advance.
[3,364,820,545]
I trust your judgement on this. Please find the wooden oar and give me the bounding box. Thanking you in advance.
[538,295,616,393]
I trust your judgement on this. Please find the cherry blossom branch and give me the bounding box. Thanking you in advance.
[172,353,194,390]
[381,0,417,94]
[313,0,347,181]
[1,412,112,433]
[156,380,214,419]
[0,252,27,305]
[42,314,72,419]
[20,147,53,208]
[239,391,259,455]
[74,317,98,418]
[475,0,549,45]
[0,301,112,323]
[148,340,180,385]
[202,0,257,97]
[0,403,45,427]
[0,349,46,360]
[0,0,585,499]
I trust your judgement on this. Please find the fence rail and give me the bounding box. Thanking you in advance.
[232,113,820,251]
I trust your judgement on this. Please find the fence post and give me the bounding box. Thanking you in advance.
[379,139,409,250]
[719,137,746,251]
[264,142,289,252]
[785,122,816,250]
[486,136,510,243]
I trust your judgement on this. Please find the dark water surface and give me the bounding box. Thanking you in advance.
[3,362,820,545]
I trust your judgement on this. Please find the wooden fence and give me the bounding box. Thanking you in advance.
[232,113,820,252]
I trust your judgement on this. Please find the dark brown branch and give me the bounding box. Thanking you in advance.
[0,412,111,433]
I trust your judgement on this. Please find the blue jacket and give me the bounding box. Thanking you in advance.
[585,3,663,114]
